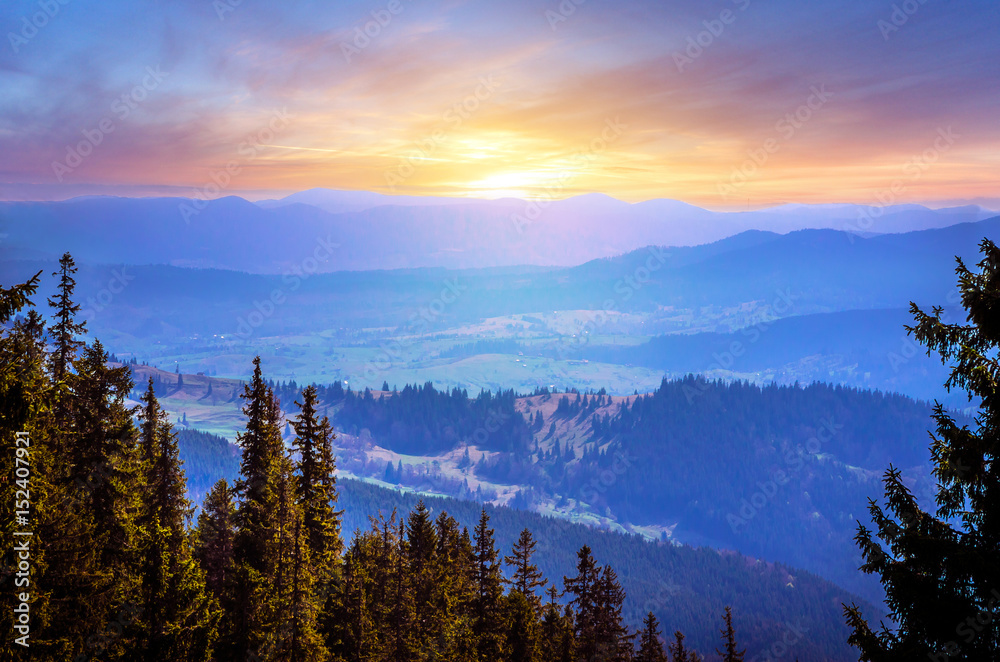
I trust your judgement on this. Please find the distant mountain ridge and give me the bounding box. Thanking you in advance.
[0,189,993,272]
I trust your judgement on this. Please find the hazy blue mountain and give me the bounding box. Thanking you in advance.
[256,188,493,213]
[577,307,958,404]
[4,217,995,338]
[0,192,993,272]
[1,215,993,408]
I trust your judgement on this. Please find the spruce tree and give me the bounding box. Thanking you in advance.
[504,528,547,612]
[194,479,236,600]
[33,337,143,661]
[538,586,575,662]
[135,379,215,661]
[47,252,85,383]
[71,340,142,584]
[506,589,539,662]
[265,388,319,660]
[329,534,378,661]
[433,511,476,660]
[564,545,601,659]
[845,238,1000,661]
[3,273,115,660]
[473,509,507,661]
[292,385,342,574]
[717,606,745,662]
[387,519,418,661]
[138,378,190,546]
[636,613,668,662]
[292,384,342,657]
[668,630,694,662]
[278,514,327,662]
[230,356,285,661]
[406,500,439,655]
[594,565,633,661]
[0,274,59,659]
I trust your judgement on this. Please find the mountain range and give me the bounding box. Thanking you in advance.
[1,190,994,272]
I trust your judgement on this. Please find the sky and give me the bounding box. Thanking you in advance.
[0,0,998,209]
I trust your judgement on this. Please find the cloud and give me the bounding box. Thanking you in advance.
[0,0,997,206]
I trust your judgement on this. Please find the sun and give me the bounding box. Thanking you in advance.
[459,168,586,200]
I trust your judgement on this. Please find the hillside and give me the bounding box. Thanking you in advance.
[158,364,948,605]
[176,429,875,661]
[575,306,961,405]
[1,216,994,407]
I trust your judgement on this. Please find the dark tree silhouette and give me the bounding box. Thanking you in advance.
[845,239,1000,661]
[717,606,745,662]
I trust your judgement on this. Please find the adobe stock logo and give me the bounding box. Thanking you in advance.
[340,0,415,63]
[81,268,134,321]
[717,86,833,199]
[544,0,587,31]
[877,0,931,40]
[672,0,752,72]
[231,235,339,341]
[7,0,72,54]
[51,66,169,182]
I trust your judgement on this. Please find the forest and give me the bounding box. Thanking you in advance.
[0,254,742,661]
[173,429,873,661]
[259,365,945,600]
[1,239,998,661]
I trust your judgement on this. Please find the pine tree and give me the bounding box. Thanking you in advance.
[387,519,418,661]
[406,500,439,656]
[564,545,601,659]
[194,479,236,600]
[594,565,634,661]
[538,586,574,662]
[636,613,668,662]
[329,533,378,661]
[473,509,507,661]
[506,589,539,662]
[230,356,286,661]
[668,630,694,662]
[135,379,215,661]
[504,528,548,612]
[47,252,85,383]
[432,511,476,660]
[845,238,1000,661]
[717,606,745,662]
[292,385,342,597]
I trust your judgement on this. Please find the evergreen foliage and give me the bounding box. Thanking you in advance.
[9,248,992,662]
[845,239,1000,661]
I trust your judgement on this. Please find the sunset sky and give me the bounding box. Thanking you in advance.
[1,0,998,208]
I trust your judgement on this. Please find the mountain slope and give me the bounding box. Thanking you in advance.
[576,307,958,404]
[163,369,948,607]
[176,428,876,662]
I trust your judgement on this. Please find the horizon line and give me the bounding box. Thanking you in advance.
[2,185,998,214]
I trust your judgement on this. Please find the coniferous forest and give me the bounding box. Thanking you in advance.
[2,241,999,661]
